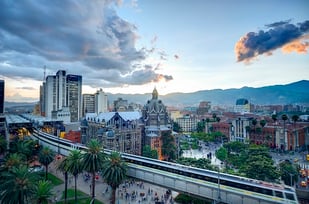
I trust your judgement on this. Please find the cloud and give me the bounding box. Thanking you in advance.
[235,20,309,63]
[17,87,36,90]
[0,0,173,89]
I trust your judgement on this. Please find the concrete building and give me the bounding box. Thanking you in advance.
[230,117,251,143]
[235,98,250,113]
[0,80,4,114]
[197,101,211,115]
[83,94,95,116]
[41,70,82,122]
[84,111,142,155]
[176,114,198,133]
[142,88,173,160]
[66,74,82,122]
[95,89,108,114]
[113,98,128,112]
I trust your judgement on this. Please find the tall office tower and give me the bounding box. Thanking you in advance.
[56,70,67,110]
[66,74,82,122]
[83,94,95,116]
[95,88,108,114]
[44,75,56,118]
[39,84,45,116]
[0,80,4,114]
[41,70,82,122]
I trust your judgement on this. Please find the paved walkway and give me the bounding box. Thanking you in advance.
[49,161,177,204]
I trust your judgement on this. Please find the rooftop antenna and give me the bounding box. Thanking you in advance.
[43,65,46,81]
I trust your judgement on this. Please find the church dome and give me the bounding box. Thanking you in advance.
[144,88,165,113]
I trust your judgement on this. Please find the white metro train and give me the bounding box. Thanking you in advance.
[31,129,298,204]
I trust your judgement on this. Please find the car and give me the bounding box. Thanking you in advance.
[28,165,44,172]
[300,181,307,187]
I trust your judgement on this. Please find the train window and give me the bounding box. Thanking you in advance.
[285,193,295,201]
[274,191,283,198]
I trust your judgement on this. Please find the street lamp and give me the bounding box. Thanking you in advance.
[217,161,223,203]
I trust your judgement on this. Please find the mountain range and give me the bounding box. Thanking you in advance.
[107,80,309,106]
[4,80,309,108]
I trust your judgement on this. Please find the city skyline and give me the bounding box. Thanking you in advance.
[0,0,308,102]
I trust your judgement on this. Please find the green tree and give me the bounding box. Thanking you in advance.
[196,120,205,133]
[0,165,37,204]
[241,146,279,182]
[161,131,176,161]
[279,161,298,186]
[271,114,278,148]
[101,152,127,204]
[0,136,7,156]
[82,139,106,201]
[9,139,33,163]
[56,156,69,204]
[38,147,55,180]
[176,157,215,170]
[142,145,158,159]
[3,153,25,170]
[32,180,53,204]
[215,147,228,162]
[66,150,83,204]
[212,113,217,122]
[172,121,182,133]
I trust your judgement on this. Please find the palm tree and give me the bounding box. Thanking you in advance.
[259,119,266,144]
[66,150,83,204]
[56,156,69,204]
[10,139,33,163]
[0,165,38,204]
[271,114,277,149]
[4,153,25,170]
[0,136,7,156]
[82,139,106,201]
[101,152,127,204]
[38,147,55,180]
[281,114,288,151]
[32,180,53,204]
[251,118,258,143]
[291,115,299,151]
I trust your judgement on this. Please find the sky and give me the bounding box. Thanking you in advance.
[0,0,308,102]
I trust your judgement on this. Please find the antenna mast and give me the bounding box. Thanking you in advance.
[43,65,46,81]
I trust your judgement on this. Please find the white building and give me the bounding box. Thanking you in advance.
[95,88,108,114]
[230,117,250,143]
[41,70,82,122]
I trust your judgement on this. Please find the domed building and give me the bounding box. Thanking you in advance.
[235,98,250,113]
[142,88,174,160]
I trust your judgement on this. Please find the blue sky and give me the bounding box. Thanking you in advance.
[0,0,308,102]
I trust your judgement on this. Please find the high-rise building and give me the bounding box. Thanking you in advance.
[41,70,82,122]
[0,80,4,114]
[95,88,108,114]
[83,94,95,116]
[66,74,82,122]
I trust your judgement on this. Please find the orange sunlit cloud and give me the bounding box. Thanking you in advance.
[282,37,309,54]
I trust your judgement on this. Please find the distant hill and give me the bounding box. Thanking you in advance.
[4,80,309,109]
[107,80,309,106]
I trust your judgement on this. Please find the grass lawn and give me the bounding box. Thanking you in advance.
[48,173,64,186]
[56,189,104,204]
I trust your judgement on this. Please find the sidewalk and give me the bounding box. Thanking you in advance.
[49,161,177,204]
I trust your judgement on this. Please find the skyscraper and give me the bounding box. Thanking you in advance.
[83,94,95,116]
[41,70,82,122]
[0,80,4,114]
[95,88,108,114]
[66,74,82,122]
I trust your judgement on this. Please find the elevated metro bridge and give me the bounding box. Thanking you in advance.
[31,128,298,204]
